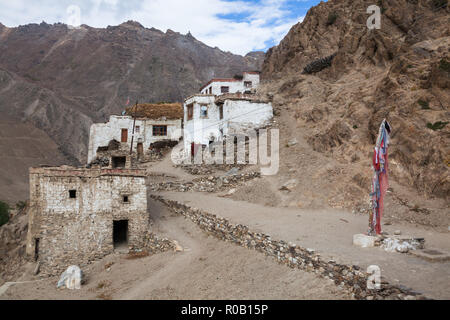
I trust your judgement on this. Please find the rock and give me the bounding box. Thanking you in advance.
[173,240,184,252]
[33,262,40,275]
[287,138,298,147]
[394,230,402,235]
[353,234,378,248]
[280,179,298,191]
[224,167,239,176]
[57,265,83,290]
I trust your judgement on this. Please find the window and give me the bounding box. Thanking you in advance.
[244,81,252,88]
[135,126,140,133]
[112,156,126,168]
[69,190,77,199]
[209,87,212,94]
[187,104,194,120]
[153,125,167,136]
[123,195,129,203]
[200,105,208,118]
[219,105,224,120]
[221,86,229,94]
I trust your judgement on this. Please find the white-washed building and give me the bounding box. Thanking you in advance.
[183,72,273,153]
[200,72,261,95]
[88,103,183,164]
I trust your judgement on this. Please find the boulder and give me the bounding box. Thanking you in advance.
[353,234,378,248]
[57,265,83,290]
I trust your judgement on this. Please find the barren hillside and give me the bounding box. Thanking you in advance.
[0,21,263,202]
[242,0,449,228]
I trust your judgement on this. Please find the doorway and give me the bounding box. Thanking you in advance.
[137,143,144,159]
[113,220,128,249]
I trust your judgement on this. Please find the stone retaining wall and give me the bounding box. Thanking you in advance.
[152,195,427,300]
[148,172,260,193]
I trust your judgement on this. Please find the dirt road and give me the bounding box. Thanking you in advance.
[157,191,450,300]
[1,199,351,300]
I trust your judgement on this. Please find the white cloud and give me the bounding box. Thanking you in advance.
[0,0,304,55]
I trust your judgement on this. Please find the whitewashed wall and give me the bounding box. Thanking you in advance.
[200,73,260,95]
[183,95,273,149]
[88,115,182,163]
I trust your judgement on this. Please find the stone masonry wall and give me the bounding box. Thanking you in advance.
[27,168,150,275]
[152,195,427,300]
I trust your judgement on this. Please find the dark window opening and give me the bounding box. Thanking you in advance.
[34,238,40,261]
[113,220,128,247]
[135,126,140,133]
[123,195,129,203]
[69,190,77,199]
[200,105,208,118]
[221,86,229,94]
[153,125,167,136]
[112,156,126,168]
[244,81,252,88]
[187,104,194,120]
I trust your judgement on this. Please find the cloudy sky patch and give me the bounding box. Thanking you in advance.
[0,0,321,55]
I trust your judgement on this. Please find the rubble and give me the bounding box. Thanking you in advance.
[149,172,261,193]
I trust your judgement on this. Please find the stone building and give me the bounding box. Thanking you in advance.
[88,103,183,164]
[183,72,273,153]
[26,166,149,274]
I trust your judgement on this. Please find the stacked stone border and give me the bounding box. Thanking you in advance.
[152,195,428,300]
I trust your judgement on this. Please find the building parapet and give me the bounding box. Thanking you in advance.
[30,166,147,178]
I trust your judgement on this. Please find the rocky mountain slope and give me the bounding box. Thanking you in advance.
[0,21,263,202]
[253,0,448,228]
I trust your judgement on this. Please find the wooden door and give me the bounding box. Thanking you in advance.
[121,129,128,142]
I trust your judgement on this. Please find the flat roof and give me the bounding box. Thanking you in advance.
[199,78,240,92]
[30,166,147,178]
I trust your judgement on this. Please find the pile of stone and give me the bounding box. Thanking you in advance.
[177,165,215,176]
[149,172,261,193]
[87,157,110,168]
[153,195,427,300]
[143,233,175,254]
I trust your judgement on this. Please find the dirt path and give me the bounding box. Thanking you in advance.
[157,191,450,300]
[1,199,351,300]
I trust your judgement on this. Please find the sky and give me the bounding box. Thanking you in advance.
[0,0,323,55]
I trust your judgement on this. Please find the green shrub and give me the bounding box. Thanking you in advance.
[427,121,449,131]
[0,200,9,227]
[418,99,430,109]
[326,12,338,26]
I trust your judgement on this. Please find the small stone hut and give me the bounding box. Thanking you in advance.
[26,166,149,274]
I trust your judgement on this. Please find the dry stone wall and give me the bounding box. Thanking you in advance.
[152,195,427,300]
[27,167,153,275]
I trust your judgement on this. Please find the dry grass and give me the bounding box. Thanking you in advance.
[96,292,113,300]
[125,103,183,119]
[125,250,150,260]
